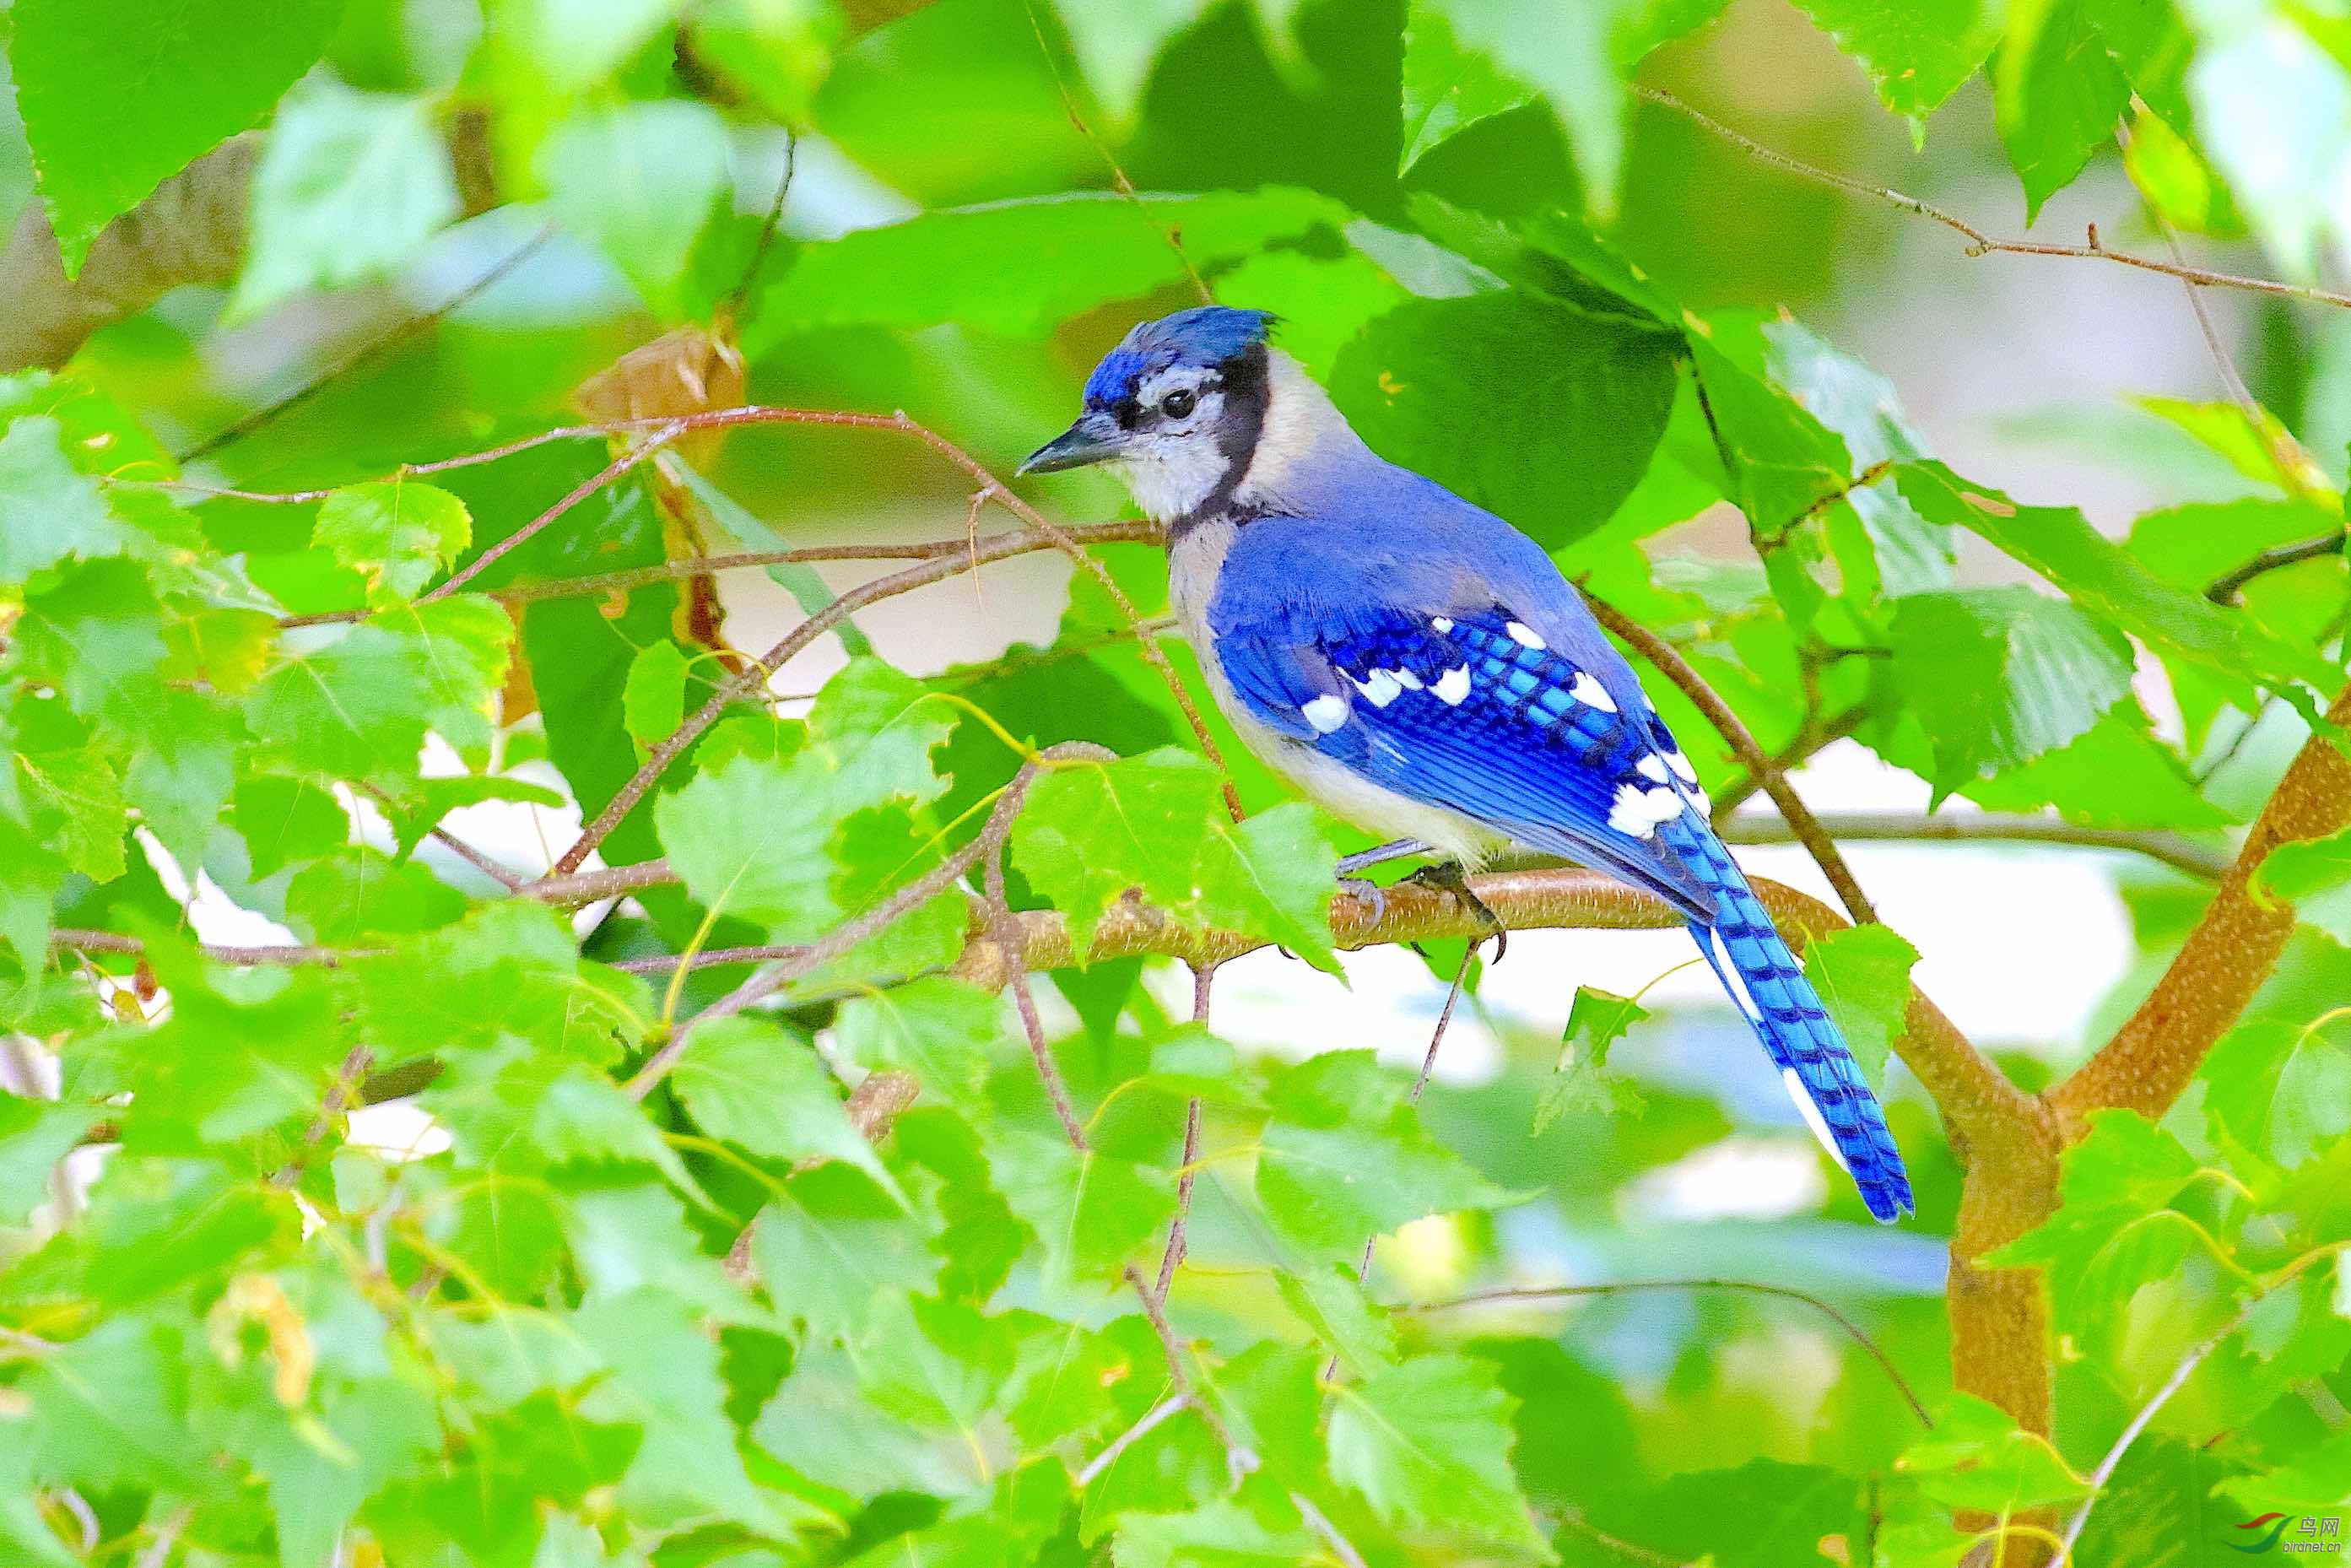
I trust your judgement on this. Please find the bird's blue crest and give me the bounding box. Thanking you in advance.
[1082,306,1276,408]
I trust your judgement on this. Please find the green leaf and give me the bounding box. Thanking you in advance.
[572,1286,813,1534]
[2252,827,2351,949]
[310,483,473,606]
[754,1338,993,1500]
[539,100,732,316]
[1899,1392,2092,1511]
[1757,316,1952,597]
[231,776,356,879]
[1255,1050,1513,1264]
[0,1094,98,1223]
[749,1171,941,1340]
[688,0,844,126]
[2204,1019,2351,1168]
[1328,288,1681,550]
[1952,703,2231,830]
[478,0,683,95]
[1276,1262,1398,1375]
[229,82,462,321]
[655,659,951,942]
[1579,1459,1868,1568]
[0,415,150,585]
[1015,748,1339,967]
[1532,984,1647,1133]
[672,1015,901,1196]
[18,1314,198,1490]
[832,978,1007,1106]
[654,752,837,935]
[1791,0,1998,127]
[1054,0,1213,127]
[7,0,346,273]
[1896,462,2340,709]
[744,187,1348,347]
[1801,925,1916,1092]
[987,1127,1176,1289]
[1399,3,1535,176]
[1402,0,1674,205]
[1111,1496,1321,1568]
[15,558,168,730]
[620,639,692,754]
[248,597,511,782]
[1885,587,2135,790]
[1993,0,2131,221]
[1327,1353,1547,1551]
[1987,1110,2202,1340]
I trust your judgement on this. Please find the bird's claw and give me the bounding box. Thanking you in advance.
[1404,862,1509,964]
[1338,875,1387,927]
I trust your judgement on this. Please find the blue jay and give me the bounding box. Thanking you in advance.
[1020,306,1912,1221]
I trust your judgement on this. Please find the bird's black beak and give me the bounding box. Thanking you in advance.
[1018,411,1123,475]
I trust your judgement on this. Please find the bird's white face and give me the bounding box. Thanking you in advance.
[1019,342,1264,522]
[1105,364,1235,521]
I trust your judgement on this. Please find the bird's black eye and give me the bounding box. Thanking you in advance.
[1160,388,1197,419]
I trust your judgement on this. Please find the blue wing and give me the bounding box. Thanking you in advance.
[1213,596,1721,918]
[1204,529,1914,1221]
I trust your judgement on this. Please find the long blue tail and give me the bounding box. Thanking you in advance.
[1663,819,1914,1221]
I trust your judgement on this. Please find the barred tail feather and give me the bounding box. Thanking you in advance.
[1665,824,1914,1221]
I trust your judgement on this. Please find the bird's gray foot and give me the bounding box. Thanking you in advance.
[1333,838,1430,930]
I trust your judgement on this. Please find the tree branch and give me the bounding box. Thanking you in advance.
[2208,532,2345,605]
[1580,585,1879,926]
[1410,1279,1932,1430]
[621,744,1098,1101]
[1636,85,2351,311]
[2051,682,2351,1128]
[958,864,2024,1151]
[1717,810,2229,880]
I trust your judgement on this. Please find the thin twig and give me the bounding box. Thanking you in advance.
[1412,1279,1933,1430]
[176,224,556,464]
[1718,809,2229,880]
[1554,1513,1688,1568]
[51,927,368,966]
[278,522,1163,628]
[608,943,809,975]
[1153,962,1217,1302]
[1019,0,1212,305]
[1288,1490,1371,1568]
[177,401,1229,819]
[1122,1262,1257,1486]
[523,859,677,908]
[1581,585,1879,925]
[1327,943,1475,1380]
[987,824,1089,1150]
[1637,84,2351,311]
[273,1045,372,1187]
[513,406,1228,872]
[1074,1393,1192,1488]
[2208,532,2346,604]
[357,781,526,889]
[2056,1251,2330,1562]
[722,130,796,324]
[419,423,684,604]
[623,748,1088,1101]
